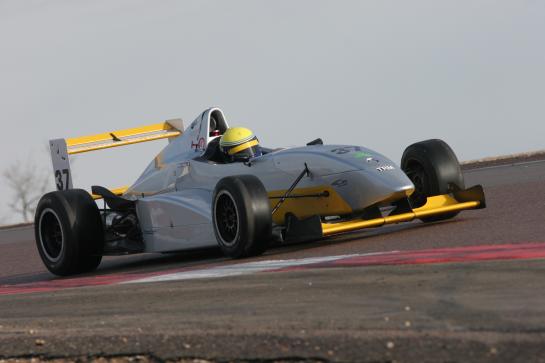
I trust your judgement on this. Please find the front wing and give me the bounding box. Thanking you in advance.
[288,185,486,238]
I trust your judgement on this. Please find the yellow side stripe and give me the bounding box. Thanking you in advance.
[228,139,259,155]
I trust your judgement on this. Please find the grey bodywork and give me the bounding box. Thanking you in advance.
[124,108,414,252]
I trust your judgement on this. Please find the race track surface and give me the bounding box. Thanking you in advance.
[1,160,545,362]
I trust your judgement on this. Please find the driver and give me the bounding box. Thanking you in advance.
[219,127,263,162]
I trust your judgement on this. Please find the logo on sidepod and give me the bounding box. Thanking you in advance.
[376,165,395,172]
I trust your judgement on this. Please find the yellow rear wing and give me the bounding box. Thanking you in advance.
[66,121,182,155]
[49,119,183,198]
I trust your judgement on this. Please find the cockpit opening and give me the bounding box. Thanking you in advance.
[209,110,228,138]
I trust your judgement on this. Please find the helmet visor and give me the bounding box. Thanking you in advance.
[232,144,262,160]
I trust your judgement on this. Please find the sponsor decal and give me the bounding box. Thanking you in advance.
[353,151,373,159]
[376,165,395,172]
[331,147,377,161]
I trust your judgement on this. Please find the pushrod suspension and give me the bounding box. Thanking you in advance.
[271,163,310,216]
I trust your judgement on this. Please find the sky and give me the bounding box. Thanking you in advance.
[0,0,544,224]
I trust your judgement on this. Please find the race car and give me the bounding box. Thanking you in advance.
[35,107,486,276]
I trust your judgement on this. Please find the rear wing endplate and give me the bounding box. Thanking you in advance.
[49,119,183,197]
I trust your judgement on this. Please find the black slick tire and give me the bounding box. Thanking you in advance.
[401,139,465,222]
[212,175,272,258]
[34,189,104,276]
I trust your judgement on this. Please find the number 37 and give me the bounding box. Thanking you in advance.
[55,169,70,190]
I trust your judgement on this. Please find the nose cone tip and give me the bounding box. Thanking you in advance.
[402,185,415,197]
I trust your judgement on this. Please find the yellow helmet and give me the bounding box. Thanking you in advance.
[219,127,262,161]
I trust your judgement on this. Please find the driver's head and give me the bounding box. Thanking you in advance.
[219,127,262,161]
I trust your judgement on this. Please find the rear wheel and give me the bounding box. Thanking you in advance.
[401,139,465,222]
[35,189,104,276]
[212,175,272,258]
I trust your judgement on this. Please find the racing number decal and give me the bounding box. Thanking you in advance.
[49,139,72,191]
[55,169,70,190]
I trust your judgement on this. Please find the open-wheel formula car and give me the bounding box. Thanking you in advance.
[35,107,486,276]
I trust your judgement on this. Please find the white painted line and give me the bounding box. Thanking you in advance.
[125,252,396,284]
[463,158,545,172]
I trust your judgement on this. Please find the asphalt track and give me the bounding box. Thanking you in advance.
[1,160,545,362]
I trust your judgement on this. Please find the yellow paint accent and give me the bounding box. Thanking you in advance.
[227,139,259,155]
[66,122,182,154]
[92,186,129,200]
[382,213,414,224]
[269,186,352,225]
[321,194,481,236]
[220,127,254,146]
[413,197,480,219]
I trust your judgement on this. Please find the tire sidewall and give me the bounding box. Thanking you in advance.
[401,139,465,222]
[401,139,465,197]
[212,175,271,258]
[34,190,103,276]
[402,149,440,197]
[213,179,250,257]
[35,193,77,274]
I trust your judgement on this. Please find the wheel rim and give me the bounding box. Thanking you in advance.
[406,163,428,208]
[38,208,64,263]
[214,191,240,247]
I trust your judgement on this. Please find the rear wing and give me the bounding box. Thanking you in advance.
[49,119,183,199]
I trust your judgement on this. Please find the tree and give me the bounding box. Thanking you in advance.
[3,159,52,223]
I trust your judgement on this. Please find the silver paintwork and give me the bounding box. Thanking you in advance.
[124,107,415,252]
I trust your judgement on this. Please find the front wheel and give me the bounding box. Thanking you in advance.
[35,189,104,276]
[401,139,465,223]
[212,175,272,258]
